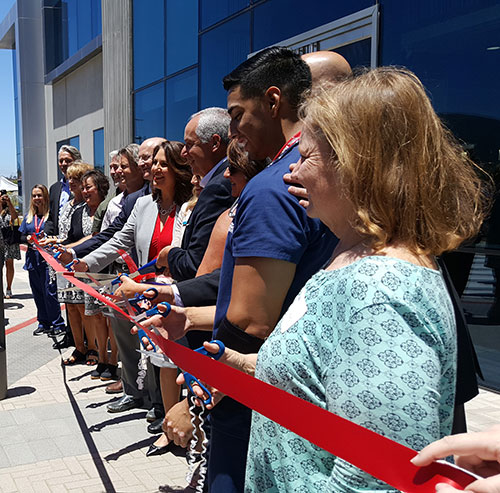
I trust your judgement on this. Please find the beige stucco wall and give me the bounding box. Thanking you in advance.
[44,53,104,185]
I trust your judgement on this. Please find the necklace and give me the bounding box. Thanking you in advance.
[158,202,175,217]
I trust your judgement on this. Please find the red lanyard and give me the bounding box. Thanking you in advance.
[272,131,301,162]
[34,215,44,234]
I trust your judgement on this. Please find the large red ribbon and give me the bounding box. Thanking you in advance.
[117,248,138,273]
[38,244,477,491]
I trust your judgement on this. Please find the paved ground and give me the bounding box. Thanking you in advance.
[0,258,500,492]
[1,259,190,492]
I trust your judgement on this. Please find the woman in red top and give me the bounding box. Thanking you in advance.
[75,141,193,455]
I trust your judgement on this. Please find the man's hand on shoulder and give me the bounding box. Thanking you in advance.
[283,162,309,208]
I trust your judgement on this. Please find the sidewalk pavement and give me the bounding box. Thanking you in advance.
[1,258,500,492]
[1,258,190,492]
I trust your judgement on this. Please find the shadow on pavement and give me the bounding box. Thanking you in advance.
[88,411,147,432]
[5,385,36,399]
[103,436,153,461]
[61,364,117,493]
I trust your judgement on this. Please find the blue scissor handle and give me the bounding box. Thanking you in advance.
[64,259,77,271]
[137,258,157,272]
[111,272,128,286]
[137,328,155,351]
[135,302,171,350]
[184,340,225,406]
[128,288,159,312]
[144,301,171,318]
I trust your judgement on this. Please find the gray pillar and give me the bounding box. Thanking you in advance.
[102,0,133,169]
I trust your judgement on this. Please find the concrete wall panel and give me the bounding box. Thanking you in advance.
[102,0,133,166]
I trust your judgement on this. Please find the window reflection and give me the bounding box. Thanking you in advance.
[200,13,250,108]
[93,128,104,172]
[200,0,248,30]
[166,69,198,141]
[132,0,165,90]
[43,0,102,73]
[252,0,372,52]
[381,1,500,391]
[166,1,198,76]
[134,82,165,143]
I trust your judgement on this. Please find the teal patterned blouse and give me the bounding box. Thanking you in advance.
[245,256,457,493]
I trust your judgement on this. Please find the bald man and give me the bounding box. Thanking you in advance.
[284,51,352,203]
[302,50,352,84]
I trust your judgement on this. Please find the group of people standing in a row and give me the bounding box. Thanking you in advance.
[17,46,500,492]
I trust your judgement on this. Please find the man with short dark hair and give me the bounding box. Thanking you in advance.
[144,47,339,492]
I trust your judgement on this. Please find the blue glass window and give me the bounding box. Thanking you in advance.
[93,128,104,172]
[166,0,198,76]
[252,0,373,51]
[56,136,80,152]
[132,0,165,90]
[200,13,250,108]
[380,0,500,392]
[134,82,165,143]
[166,68,198,141]
[43,0,102,73]
[68,135,80,149]
[200,0,248,30]
[334,38,371,69]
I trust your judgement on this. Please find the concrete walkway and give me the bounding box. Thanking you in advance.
[1,259,190,492]
[1,258,500,492]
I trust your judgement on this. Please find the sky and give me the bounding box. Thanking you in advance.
[0,0,17,179]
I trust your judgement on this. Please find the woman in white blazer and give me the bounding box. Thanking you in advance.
[80,141,193,272]
[78,141,193,456]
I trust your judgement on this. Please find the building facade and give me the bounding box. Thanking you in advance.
[1,0,500,391]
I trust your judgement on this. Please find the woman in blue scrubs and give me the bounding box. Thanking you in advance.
[19,185,65,336]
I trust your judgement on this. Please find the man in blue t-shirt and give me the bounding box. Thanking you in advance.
[202,47,337,493]
[141,48,349,491]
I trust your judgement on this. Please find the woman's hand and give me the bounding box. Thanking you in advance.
[176,341,258,409]
[132,304,190,343]
[115,275,146,298]
[411,425,500,492]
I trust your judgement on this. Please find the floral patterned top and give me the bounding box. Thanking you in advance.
[245,256,457,493]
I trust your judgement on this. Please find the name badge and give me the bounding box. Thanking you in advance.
[280,290,307,333]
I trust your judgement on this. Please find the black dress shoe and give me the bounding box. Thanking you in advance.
[146,442,172,457]
[33,326,48,336]
[147,417,165,434]
[107,395,143,413]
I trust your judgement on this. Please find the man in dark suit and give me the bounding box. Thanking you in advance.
[45,145,81,236]
[45,145,81,346]
[156,107,235,282]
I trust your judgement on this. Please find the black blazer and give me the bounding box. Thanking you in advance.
[45,181,65,236]
[168,160,235,282]
[73,183,148,259]
[63,206,87,245]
